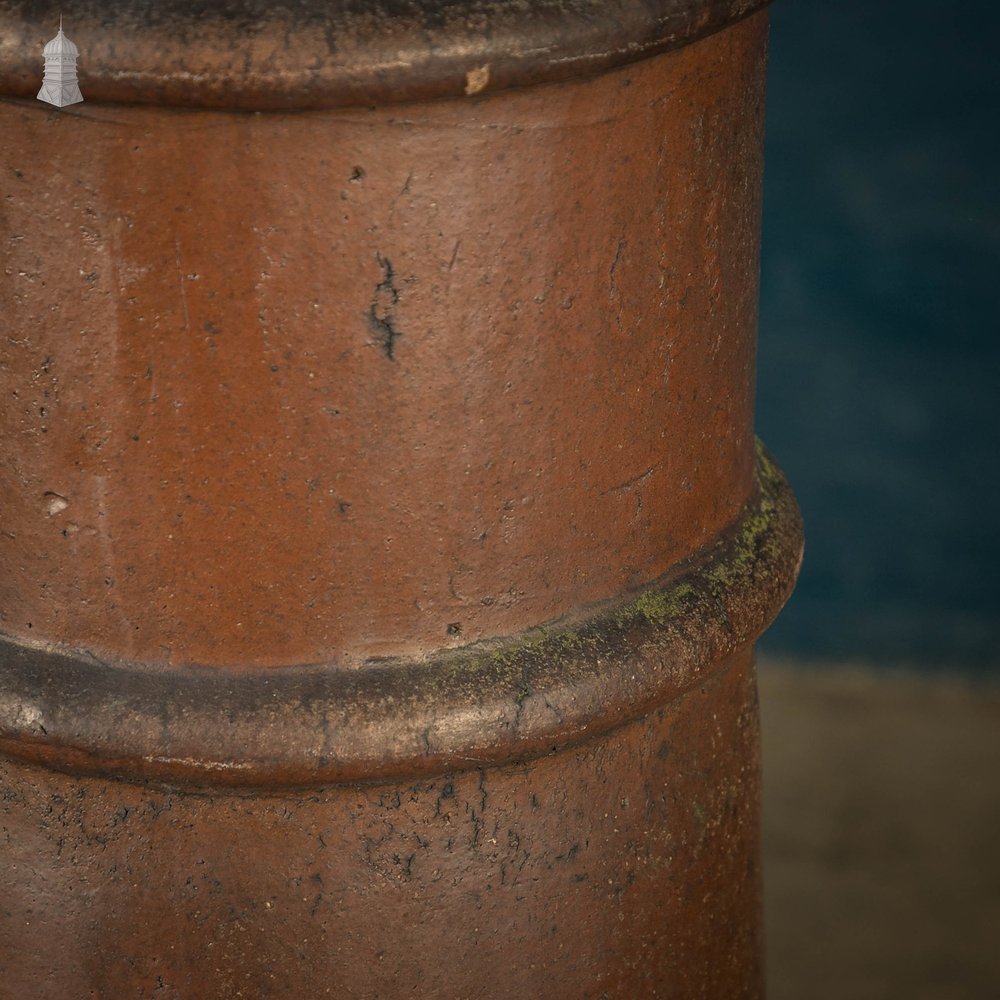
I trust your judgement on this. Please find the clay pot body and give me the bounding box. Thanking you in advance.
[0,4,800,997]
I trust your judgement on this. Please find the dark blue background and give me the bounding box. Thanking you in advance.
[755,0,1000,670]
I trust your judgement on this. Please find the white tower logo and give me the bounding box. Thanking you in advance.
[37,17,83,108]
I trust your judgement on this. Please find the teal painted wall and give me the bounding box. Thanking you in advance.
[756,1,1000,669]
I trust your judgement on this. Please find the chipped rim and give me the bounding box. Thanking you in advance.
[0,0,770,110]
[0,442,801,791]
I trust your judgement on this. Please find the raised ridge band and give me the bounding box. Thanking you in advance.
[0,442,801,790]
[0,0,769,109]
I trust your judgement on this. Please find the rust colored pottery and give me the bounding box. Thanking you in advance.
[0,2,801,997]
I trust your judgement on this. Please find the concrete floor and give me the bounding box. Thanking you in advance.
[759,662,1000,1000]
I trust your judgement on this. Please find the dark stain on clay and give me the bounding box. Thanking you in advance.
[369,252,401,360]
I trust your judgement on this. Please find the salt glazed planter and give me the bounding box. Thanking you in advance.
[0,1,801,996]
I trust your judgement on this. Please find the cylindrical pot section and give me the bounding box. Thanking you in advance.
[0,2,801,997]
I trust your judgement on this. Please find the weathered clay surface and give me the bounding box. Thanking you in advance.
[0,6,795,997]
[2,650,763,1000]
[1,15,768,668]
